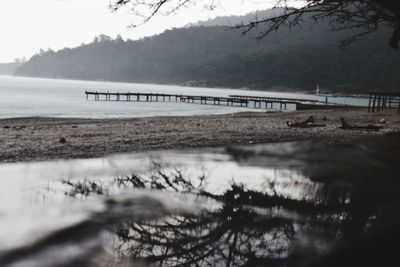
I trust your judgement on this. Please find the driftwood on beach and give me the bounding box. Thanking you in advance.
[286,116,327,128]
[340,118,384,131]
[286,116,385,131]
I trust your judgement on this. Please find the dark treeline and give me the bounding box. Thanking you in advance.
[15,10,400,93]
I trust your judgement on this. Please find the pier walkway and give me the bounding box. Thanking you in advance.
[85,91,327,110]
[228,95,323,109]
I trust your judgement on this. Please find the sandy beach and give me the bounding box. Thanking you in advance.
[0,108,399,162]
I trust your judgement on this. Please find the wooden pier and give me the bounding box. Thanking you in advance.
[84,91,327,110]
[228,95,324,110]
[368,92,400,114]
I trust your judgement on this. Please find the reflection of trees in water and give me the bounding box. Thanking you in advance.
[110,168,384,267]
[115,185,298,266]
[64,163,400,267]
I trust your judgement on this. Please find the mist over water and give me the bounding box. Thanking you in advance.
[0,75,367,119]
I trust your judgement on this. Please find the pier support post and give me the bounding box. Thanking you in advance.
[368,94,372,112]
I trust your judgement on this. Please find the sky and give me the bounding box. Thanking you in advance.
[0,0,305,63]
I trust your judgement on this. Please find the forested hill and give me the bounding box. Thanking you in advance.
[15,11,400,93]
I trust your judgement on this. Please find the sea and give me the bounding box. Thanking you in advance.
[0,75,368,118]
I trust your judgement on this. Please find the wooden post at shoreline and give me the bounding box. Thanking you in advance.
[84,91,334,111]
[368,92,400,114]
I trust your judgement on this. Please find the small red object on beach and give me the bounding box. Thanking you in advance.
[59,134,67,143]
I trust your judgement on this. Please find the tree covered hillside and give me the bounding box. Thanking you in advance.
[15,12,400,93]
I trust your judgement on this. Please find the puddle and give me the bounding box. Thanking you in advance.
[0,135,399,266]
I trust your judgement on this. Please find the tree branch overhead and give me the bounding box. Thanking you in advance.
[110,0,400,48]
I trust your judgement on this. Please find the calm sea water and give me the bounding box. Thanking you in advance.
[0,75,368,118]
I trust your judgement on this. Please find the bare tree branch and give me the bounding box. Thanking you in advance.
[109,0,400,48]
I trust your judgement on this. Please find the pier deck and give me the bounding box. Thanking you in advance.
[85,91,328,110]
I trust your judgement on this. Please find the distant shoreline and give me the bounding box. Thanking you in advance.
[0,108,398,163]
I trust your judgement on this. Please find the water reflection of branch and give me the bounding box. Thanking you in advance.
[62,179,109,197]
[110,170,355,267]
[115,202,296,266]
[62,165,400,267]
[116,166,206,194]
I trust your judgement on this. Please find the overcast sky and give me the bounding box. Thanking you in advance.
[0,0,304,63]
